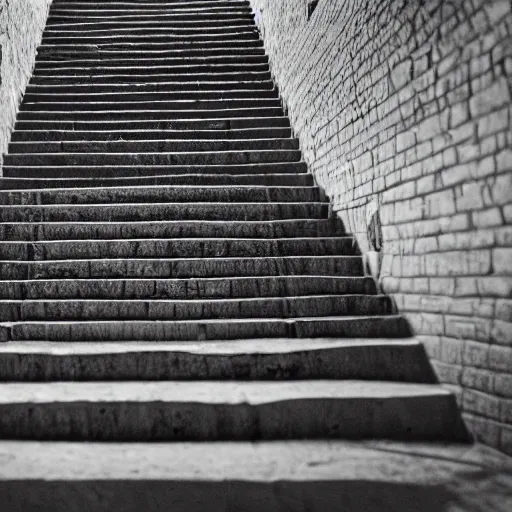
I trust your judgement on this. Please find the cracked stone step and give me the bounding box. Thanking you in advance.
[9,139,297,154]
[0,339,434,382]
[15,116,289,131]
[0,380,463,441]
[22,90,279,105]
[46,15,256,25]
[36,45,266,58]
[0,256,364,280]
[20,99,281,113]
[0,173,313,188]
[0,184,318,204]
[0,202,328,222]
[0,276,373,300]
[41,31,260,45]
[25,80,276,94]
[0,218,342,241]
[22,89,279,104]
[51,1,251,10]
[4,150,300,167]
[38,41,265,55]
[0,238,354,261]
[17,105,282,121]
[2,162,307,179]
[33,63,270,77]
[47,14,254,26]
[34,55,270,69]
[12,128,290,142]
[0,295,393,322]
[30,70,271,85]
[0,315,412,341]
[44,22,257,34]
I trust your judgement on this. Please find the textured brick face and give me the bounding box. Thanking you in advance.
[0,0,52,165]
[252,0,512,453]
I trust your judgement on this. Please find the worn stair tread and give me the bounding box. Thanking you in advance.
[32,64,271,76]
[0,316,412,342]
[0,380,451,404]
[0,186,319,205]
[19,102,283,114]
[0,342,434,382]
[0,203,329,223]
[0,295,392,322]
[14,117,291,131]
[0,218,340,239]
[0,276,372,300]
[3,162,306,178]
[0,174,313,188]
[9,139,298,153]
[11,129,290,141]
[0,256,364,280]
[0,338,418,355]
[21,90,280,103]
[16,108,284,121]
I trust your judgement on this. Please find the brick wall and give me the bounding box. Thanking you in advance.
[0,0,52,167]
[251,0,512,454]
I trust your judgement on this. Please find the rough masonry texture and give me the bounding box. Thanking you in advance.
[251,0,512,454]
[0,0,52,165]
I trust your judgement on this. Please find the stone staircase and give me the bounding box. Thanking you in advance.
[0,0,469,445]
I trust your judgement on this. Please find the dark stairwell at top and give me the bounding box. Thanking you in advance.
[0,0,469,443]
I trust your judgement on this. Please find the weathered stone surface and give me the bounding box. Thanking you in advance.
[0,0,466,466]
[0,0,52,162]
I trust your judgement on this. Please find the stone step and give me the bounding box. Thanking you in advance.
[2,162,307,178]
[0,173,312,188]
[4,150,300,167]
[22,89,279,104]
[34,55,270,69]
[38,40,265,54]
[0,238,354,261]
[9,139,297,154]
[47,13,253,24]
[17,105,282,121]
[25,80,275,94]
[0,339,432,382]
[0,276,372,300]
[46,15,255,26]
[20,99,280,113]
[51,1,251,10]
[0,380,462,441]
[50,6,251,15]
[0,295,393,322]
[15,115,289,131]
[41,31,260,45]
[44,21,257,34]
[36,44,265,57]
[0,218,341,241]
[33,63,270,77]
[0,315,412,341]
[0,184,318,205]
[11,440,512,512]
[30,71,272,85]
[0,256,364,280]
[12,127,290,142]
[0,202,327,222]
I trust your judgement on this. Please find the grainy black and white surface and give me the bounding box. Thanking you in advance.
[0,0,511,510]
